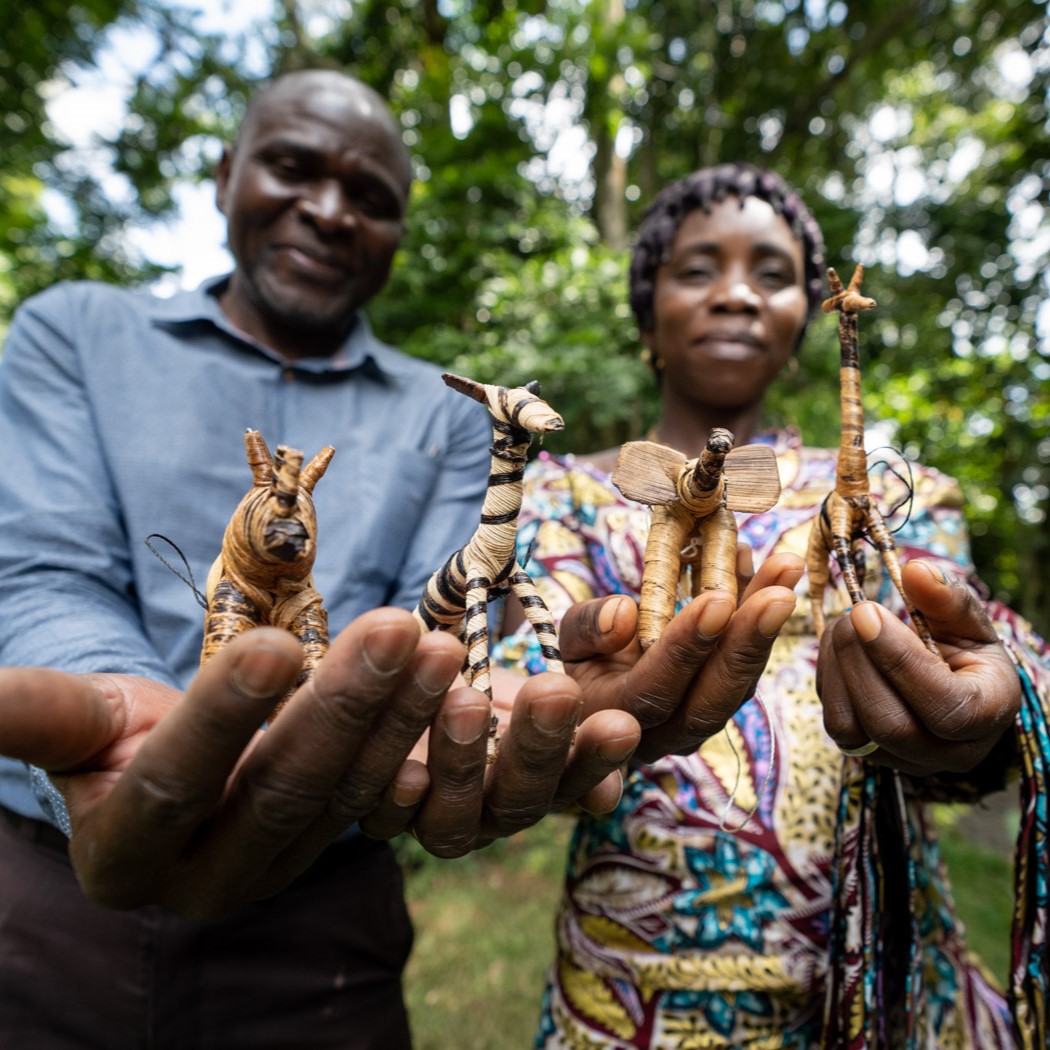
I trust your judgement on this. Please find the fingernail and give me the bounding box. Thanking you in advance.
[232,646,300,699]
[441,705,489,745]
[414,655,460,697]
[596,735,637,764]
[697,598,734,639]
[362,626,416,676]
[391,778,424,808]
[757,599,796,639]
[851,602,883,642]
[598,596,626,634]
[529,694,581,734]
[916,560,951,586]
[736,545,754,578]
[582,769,625,815]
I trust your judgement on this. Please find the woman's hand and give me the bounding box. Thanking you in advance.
[549,551,803,764]
[359,550,805,855]
[817,559,1020,774]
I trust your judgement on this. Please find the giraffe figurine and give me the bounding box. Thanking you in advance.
[612,429,782,650]
[414,373,565,758]
[805,264,938,655]
[201,428,335,717]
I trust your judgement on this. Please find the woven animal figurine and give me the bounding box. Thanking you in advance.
[613,429,782,650]
[414,373,565,758]
[805,264,938,655]
[201,428,335,717]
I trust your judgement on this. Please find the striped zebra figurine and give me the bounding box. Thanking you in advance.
[414,372,565,759]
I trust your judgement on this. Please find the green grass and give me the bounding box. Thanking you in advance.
[937,801,1018,988]
[401,805,1016,1048]
[401,818,573,1050]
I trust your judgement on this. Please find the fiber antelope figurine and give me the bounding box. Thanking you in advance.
[414,373,565,756]
[201,429,335,716]
[805,264,938,654]
[612,429,782,650]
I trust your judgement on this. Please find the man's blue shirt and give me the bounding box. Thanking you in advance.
[0,276,491,820]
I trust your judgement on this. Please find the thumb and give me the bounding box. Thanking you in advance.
[559,596,638,662]
[902,560,998,646]
[0,668,122,770]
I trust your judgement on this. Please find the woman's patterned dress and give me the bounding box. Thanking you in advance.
[495,429,1050,1050]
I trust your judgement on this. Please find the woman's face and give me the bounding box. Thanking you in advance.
[642,194,809,413]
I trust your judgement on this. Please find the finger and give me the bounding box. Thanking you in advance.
[739,551,804,604]
[575,770,625,816]
[815,615,870,751]
[847,600,1018,743]
[559,595,637,663]
[408,687,491,858]
[0,668,123,770]
[358,759,431,840]
[551,708,639,813]
[303,631,466,831]
[735,543,755,595]
[481,672,582,839]
[825,608,1011,773]
[820,611,928,756]
[902,560,1000,648]
[72,629,304,910]
[630,587,796,761]
[603,590,737,730]
[221,612,466,899]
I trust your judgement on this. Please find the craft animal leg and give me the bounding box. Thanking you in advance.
[201,578,266,665]
[806,500,836,638]
[863,506,939,655]
[508,566,564,675]
[639,504,693,650]
[848,538,866,591]
[698,504,739,601]
[830,499,866,607]
[462,566,493,700]
[461,566,501,760]
[283,595,330,689]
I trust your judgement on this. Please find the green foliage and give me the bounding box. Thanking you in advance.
[401,232,658,455]
[3,0,1048,632]
[0,0,162,304]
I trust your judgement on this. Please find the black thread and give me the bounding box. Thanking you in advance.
[144,534,208,609]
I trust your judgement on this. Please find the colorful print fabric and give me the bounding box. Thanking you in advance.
[494,429,1049,1049]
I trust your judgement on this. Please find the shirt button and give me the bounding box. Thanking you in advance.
[282,368,295,382]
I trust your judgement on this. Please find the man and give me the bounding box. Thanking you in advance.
[0,69,800,1047]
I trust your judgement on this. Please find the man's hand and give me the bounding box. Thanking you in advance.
[359,667,641,857]
[818,559,1020,774]
[0,608,467,921]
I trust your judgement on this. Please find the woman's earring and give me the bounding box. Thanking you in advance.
[641,347,665,373]
[783,356,800,378]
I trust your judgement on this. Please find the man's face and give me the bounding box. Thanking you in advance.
[215,74,412,356]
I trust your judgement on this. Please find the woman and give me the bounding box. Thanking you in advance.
[496,164,1050,1048]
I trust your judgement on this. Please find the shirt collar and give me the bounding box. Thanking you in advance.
[146,274,397,378]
